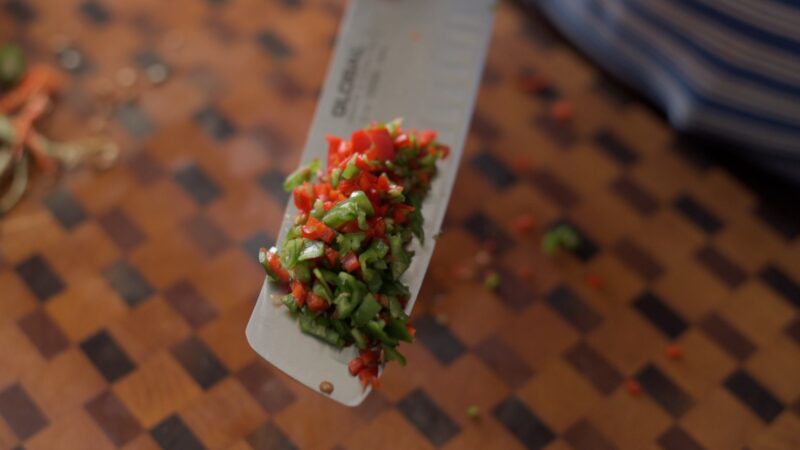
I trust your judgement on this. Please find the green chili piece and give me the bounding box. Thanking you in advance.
[333,293,356,319]
[381,279,410,298]
[351,328,368,349]
[382,344,407,366]
[281,294,299,314]
[299,313,344,347]
[342,157,360,180]
[316,268,339,289]
[336,232,366,253]
[283,158,320,191]
[388,296,406,319]
[286,225,302,240]
[298,239,325,261]
[280,238,304,269]
[330,318,348,337]
[386,317,413,343]
[292,262,311,283]
[338,272,367,305]
[349,191,375,215]
[357,211,368,230]
[389,233,412,280]
[312,282,332,301]
[365,320,398,346]
[311,198,325,219]
[330,168,342,188]
[353,294,381,326]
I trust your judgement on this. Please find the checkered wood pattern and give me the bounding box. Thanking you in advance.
[2,0,800,449]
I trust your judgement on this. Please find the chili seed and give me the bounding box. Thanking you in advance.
[319,381,334,394]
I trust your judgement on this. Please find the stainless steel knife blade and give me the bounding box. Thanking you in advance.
[246,0,496,406]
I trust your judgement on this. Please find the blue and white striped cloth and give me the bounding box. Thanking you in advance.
[533,0,800,182]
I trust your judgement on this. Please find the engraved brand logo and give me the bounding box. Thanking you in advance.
[332,47,364,117]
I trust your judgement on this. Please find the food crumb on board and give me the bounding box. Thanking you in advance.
[550,99,574,123]
[466,405,480,420]
[665,344,684,360]
[624,379,642,396]
[484,272,500,291]
[586,273,603,290]
[319,381,334,394]
[517,72,551,94]
[512,214,536,235]
[517,265,533,280]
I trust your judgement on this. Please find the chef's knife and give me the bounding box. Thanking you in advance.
[246,0,496,406]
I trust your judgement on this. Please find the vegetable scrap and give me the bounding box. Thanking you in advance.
[542,224,581,255]
[0,43,119,214]
[260,119,449,388]
[466,405,480,420]
[319,380,334,394]
[665,344,683,361]
[483,272,500,291]
[434,313,449,327]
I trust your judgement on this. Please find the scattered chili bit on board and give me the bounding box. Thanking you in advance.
[665,344,684,360]
[624,379,642,396]
[453,263,475,281]
[550,99,574,123]
[586,273,604,290]
[466,405,480,420]
[517,264,533,280]
[512,155,533,173]
[517,72,551,94]
[512,214,536,235]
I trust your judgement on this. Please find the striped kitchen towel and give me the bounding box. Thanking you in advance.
[529,0,800,182]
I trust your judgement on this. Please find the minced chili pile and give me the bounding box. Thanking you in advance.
[260,119,448,388]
